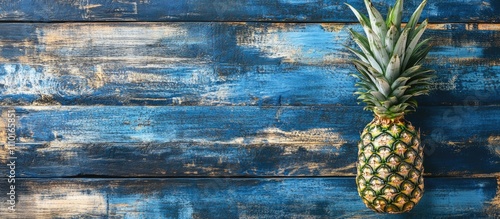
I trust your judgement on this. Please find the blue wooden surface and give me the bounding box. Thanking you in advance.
[0,178,498,218]
[0,0,498,22]
[0,0,499,218]
[0,106,499,177]
[0,23,498,106]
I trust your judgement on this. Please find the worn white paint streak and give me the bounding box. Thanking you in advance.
[33,142,82,161]
[126,72,169,83]
[76,0,138,18]
[37,24,185,53]
[178,201,194,219]
[27,189,107,216]
[35,23,190,69]
[27,24,198,95]
[237,24,340,64]
[80,4,102,10]
[224,127,346,154]
[237,25,299,62]
[251,127,345,146]
[199,85,232,105]
[0,64,58,95]
[0,63,99,97]
[430,74,458,91]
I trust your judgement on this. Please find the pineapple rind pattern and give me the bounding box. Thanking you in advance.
[356,117,424,213]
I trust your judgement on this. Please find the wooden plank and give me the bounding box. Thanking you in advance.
[1,106,499,177]
[0,177,497,218]
[0,0,498,22]
[0,22,498,106]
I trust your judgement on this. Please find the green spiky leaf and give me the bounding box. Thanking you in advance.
[349,29,384,73]
[346,0,433,119]
[404,19,428,68]
[367,28,390,71]
[392,28,409,60]
[407,0,427,33]
[364,0,388,42]
[345,3,372,37]
[390,0,404,30]
[385,55,401,83]
[385,24,398,53]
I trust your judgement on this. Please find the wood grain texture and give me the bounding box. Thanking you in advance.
[0,177,498,218]
[0,1,498,217]
[0,0,498,22]
[1,106,498,177]
[0,22,498,106]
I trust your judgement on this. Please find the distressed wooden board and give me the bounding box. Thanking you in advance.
[0,0,498,22]
[1,106,499,177]
[0,22,498,106]
[0,177,497,218]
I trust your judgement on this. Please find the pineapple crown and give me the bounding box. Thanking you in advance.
[346,0,434,119]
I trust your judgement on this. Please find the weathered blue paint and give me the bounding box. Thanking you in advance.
[0,23,498,106]
[0,178,497,218]
[1,106,498,177]
[0,0,498,217]
[0,0,498,22]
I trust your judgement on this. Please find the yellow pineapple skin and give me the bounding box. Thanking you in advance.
[356,117,424,213]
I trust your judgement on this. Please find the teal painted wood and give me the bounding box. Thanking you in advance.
[1,106,499,177]
[0,23,498,106]
[0,177,497,218]
[0,0,498,22]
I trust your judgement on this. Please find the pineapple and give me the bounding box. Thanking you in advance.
[345,0,433,213]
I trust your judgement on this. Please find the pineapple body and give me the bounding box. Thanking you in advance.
[356,117,424,213]
[346,0,433,213]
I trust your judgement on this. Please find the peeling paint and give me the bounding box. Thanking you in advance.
[80,4,102,10]
[0,22,497,106]
[27,188,107,216]
[2,106,499,177]
[237,24,344,64]
[0,178,497,217]
[430,74,458,91]
[26,23,200,98]
[487,177,500,217]
[32,94,61,106]
[251,127,345,147]
[36,23,187,62]
[223,127,346,154]
[126,72,168,84]
[321,162,356,175]
[320,23,345,32]
[0,109,8,160]
[0,64,95,97]
[488,135,500,156]
[478,23,500,31]
[89,65,107,89]
[0,64,57,95]
[199,85,232,105]
[466,173,500,178]
[0,0,498,23]
[426,23,500,31]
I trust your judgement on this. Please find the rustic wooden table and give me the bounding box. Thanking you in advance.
[0,0,499,218]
